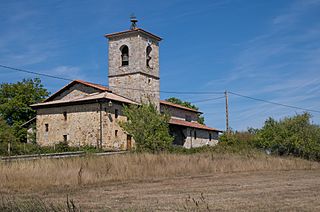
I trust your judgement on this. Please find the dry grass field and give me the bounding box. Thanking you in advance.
[0,153,319,211]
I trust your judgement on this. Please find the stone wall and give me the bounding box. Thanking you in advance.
[107,32,160,107]
[109,73,160,107]
[53,83,101,101]
[36,102,133,150]
[160,105,199,122]
[183,128,219,149]
[108,33,159,77]
[36,100,218,150]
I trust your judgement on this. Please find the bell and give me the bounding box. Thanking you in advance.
[122,54,129,62]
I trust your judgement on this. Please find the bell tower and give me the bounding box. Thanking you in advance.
[105,17,162,107]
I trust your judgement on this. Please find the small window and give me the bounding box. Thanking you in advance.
[63,135,67,142]
[63,112,67,121]
[209,133,212,141]
[115,130,118,137]
[45,124,49,132]
[146,46,152,67]
[194,131,197,139]
[120,45,129,66]
[148,78,151,84]
[190,130,192,137]
[115,109,119,119]
[186,115,191,122]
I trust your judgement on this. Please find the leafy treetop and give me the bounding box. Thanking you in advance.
[119,103,174,153]
[0,117,15,143]
[165,97,198,110]
[0,78,49,142]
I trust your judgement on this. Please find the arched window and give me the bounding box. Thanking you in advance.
[146,46,152,68]
[120,45,129,66]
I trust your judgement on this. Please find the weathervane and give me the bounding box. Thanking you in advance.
[130,14,138,30]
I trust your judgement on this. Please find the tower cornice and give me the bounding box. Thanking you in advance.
[104,28,162,41]
[108,71,160,80]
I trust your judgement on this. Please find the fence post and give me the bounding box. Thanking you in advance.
[8,142,11,157]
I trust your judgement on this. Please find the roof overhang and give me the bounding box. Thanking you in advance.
[105,28,162,41]
[32,88,138,109]
[160,100,203,114]
[169,118,222,132]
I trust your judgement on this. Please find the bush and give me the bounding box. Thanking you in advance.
[55,141,71,152]
[0,141,103,156]
[216,131,259,155]
[120,103,174,153]
[255,113,320,161]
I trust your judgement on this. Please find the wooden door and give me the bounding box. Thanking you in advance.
[127,135,132,150]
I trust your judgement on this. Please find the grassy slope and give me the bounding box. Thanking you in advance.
[0,152,318,192]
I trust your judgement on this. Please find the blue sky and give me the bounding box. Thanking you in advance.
[1,0,320,131]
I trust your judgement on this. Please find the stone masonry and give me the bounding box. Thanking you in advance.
[107,30,160,107]
[36,101,132,150]
[32,23,221,150]
[160,104,199,122]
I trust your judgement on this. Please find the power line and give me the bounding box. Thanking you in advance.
[189,96,225,103]
[109,85,223,95]
[2,63,319,114]
[0,64,224,95]
[229,91,320,114]
[0,64,72,82]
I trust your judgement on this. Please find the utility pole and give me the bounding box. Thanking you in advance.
[225,90,229,134]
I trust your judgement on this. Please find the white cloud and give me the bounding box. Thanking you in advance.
[48,66,85,80]
[201,0,320,130]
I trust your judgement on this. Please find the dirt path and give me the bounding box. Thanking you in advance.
[6,169,320,211]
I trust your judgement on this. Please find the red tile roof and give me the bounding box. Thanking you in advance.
[105,28,162,41]
[43,80,205,116]
[160,100,202,114]
[32,91,138,108]
[169,118,222,132]
[45,80,109,102]
[74,80,108,91]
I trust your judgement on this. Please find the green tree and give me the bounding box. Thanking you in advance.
[0,78,49,142]
[256,113,320,160]
[119,103,174,153]
[165,97,205,124]
[0,117,15,143]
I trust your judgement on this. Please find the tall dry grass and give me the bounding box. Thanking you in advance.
[0,153,319,192]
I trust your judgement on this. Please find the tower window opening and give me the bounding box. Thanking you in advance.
[146,46,152,68]
[120,45,129,66]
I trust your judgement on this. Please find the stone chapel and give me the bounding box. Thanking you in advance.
[31,19,222,150]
